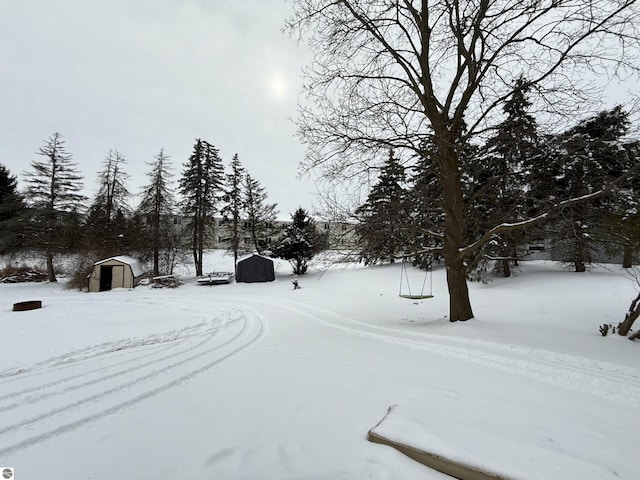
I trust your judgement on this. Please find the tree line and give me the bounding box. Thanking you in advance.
[0,136,327,281]
[357,90,639,280]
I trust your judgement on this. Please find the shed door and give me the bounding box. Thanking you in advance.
[99,266,113,291]
[111,266,126,288]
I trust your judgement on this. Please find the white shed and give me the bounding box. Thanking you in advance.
[88,256,145,292]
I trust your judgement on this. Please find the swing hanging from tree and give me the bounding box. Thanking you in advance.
[399,259,433,300]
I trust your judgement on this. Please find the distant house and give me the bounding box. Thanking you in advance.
[235,254,275,283]
[161,214,359,251]
[88,256,145,292]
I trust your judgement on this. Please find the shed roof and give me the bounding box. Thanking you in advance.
[94,256,145,277]
[237,253,275,263]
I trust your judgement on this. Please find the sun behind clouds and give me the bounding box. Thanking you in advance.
[265,70,288,101]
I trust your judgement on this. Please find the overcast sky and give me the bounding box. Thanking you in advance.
[0,0,315,217]
[2,1,638,220]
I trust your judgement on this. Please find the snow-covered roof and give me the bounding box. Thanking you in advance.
[237,253,275,263]
[94,255,145,277]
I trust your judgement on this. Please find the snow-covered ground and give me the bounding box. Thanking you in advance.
[1,253,638,479]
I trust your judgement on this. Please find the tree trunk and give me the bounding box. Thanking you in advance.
[618,291,640,337]
[439,143,474,322]
[574,230,586,272]
[153,250,159,276]
[232,217,239,269]
[251,223,262,256]
[445,256,474,321]
[192,238,198,275]
[191,214,199,276]
[196,242,203,277]
[152,216,160,276]
[46,251,56,282]
[502,258,511,278]
[196,214,204,277]
[622,243,633,269]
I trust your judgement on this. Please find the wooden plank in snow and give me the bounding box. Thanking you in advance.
[368,406,508,480]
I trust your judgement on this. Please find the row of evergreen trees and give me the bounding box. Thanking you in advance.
[0,136,326,281]
[356,83,639,278]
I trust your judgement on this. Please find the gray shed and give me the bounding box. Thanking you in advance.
[88,256,145,292]
[235,254,275,283]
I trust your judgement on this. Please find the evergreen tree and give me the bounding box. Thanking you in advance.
[406,140,444,268]
[243,173,278,255]
[0,163,25,254]
[137,148,176,275]
[601,139,640,267]
[82,204,109,253]
[273,207,328,274]
[356,150,410,265]
[220,153,246,267]
[179,139,224,276]
[466,79,540,279]
[94,149,131,221]
[85,149,131,256]
[533,106,634,272]
[23,133,86,281]
[121,211,148,255]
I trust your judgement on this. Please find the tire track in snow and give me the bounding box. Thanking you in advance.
[312,306,640,388]
[0,320,223,393]
[246,295,640,407]
[0,319,244,435]
[0,306,267,456]
[0,297,230,382]
[0,316,241,399]
[0,316,242,412]
[254,295,640,385]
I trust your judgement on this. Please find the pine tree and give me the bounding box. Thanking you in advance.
[0,163,25,254]
[220,153,245,267]
[273,207,328,274]
[356,150,410,265]
[406,141,444,268]
[23,133,86,281]
[179,139,224,276]
[137,148,176,275]
[94,149,131,221]
[85,149,131,256]
[535,107,634,272]
[243,173,278,255]
[600,139,640,267]
[466,79,540,279]
[121,211,148,254]
[82,205,109,254]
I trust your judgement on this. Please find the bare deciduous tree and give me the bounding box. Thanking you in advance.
[619,267,640,337]
[287,0,640,321]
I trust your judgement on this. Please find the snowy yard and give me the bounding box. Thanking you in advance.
[1,255,638,479]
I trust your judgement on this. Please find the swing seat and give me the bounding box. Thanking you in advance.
[399,294,433,300]
[399,259,434,299]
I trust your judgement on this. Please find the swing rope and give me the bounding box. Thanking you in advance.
[400,260,413,296]
[399,258,433,299]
